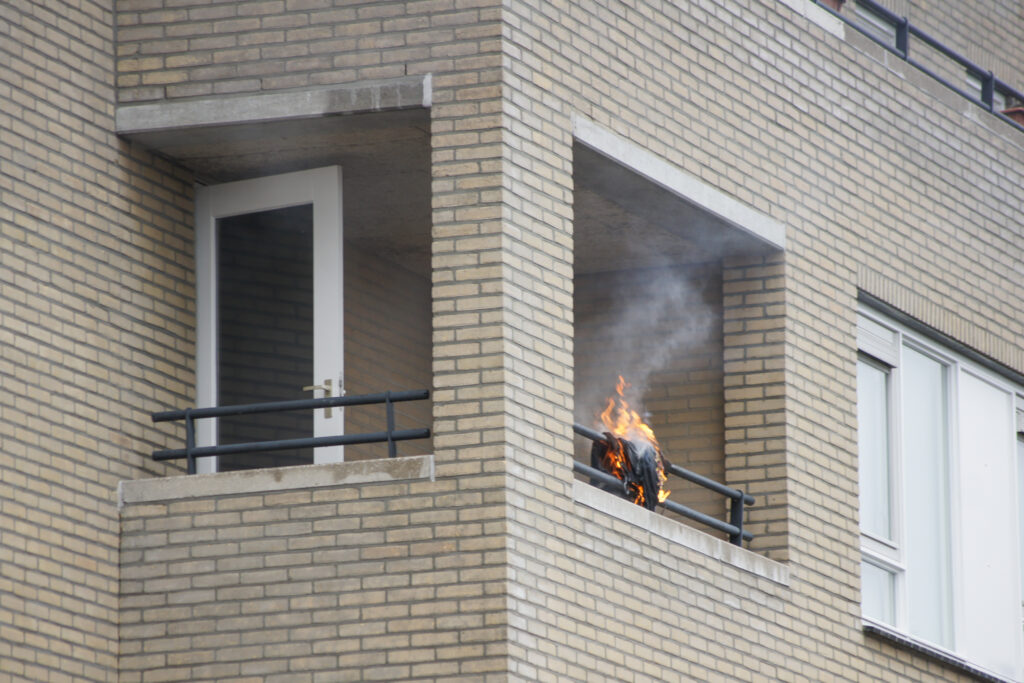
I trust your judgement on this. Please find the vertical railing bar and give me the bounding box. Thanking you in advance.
[982,72,995,111]
[185,409,196,475]
[728,496,745,546]
[386,391,396,458]
[896,17,909,59]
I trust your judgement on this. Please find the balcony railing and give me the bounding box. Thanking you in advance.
[572,423,755,546]
[152,389,431,474]
[817,0,1024,130]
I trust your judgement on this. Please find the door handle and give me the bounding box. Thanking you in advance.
[302,378,334,418]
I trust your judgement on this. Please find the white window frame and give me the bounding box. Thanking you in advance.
[195,166,345,473]
[856,353,906,630]
[858,304,1024,680]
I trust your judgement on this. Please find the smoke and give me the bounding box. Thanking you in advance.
[573,262,720,429]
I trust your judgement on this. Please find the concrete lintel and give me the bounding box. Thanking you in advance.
[119,455,435,507]
[573,480,790,586]
[116,74,432,136]
[572,115,787,251]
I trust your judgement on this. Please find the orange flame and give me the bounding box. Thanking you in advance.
[598,376,670,505]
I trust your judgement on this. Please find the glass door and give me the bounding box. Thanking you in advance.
[194,166,344,472]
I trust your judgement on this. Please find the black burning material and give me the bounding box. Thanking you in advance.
[583,376,671,510]
[573,420,757,546]
[590,432,665,510]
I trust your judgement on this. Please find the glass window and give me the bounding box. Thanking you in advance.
[858,357,893,542]
[857,307,1024,679]
[861,560,896,625]
[900,347,952,648]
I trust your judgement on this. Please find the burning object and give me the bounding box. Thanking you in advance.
[573,376,755,546]
[588,377,669,510]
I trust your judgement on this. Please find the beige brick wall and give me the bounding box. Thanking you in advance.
[2,1,195,679]
[497,0,1024,679]
[5,0,1024,680]
[344,243,433,461]
[722,254,787,558]
[119,462,506,682]
[115,0,503,104]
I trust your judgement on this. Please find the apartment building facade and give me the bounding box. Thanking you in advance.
[4,0,1024,680]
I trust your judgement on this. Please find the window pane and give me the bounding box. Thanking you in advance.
[858,358,892,541]
[217,205,315,470]
[862,561,896,625]
[956,373,1017,675]
[901,347,953,648]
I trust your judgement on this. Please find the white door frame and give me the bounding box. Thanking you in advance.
[194,166,344,472]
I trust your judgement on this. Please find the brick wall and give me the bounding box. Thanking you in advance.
[119,461,508,682]
[344,243,433,461]
[5,0,1024,680]
[497,0,1024,679]
[115,0,502,104]
[2,1,195,679]
[722,254,787,558]
[120,471,788,683]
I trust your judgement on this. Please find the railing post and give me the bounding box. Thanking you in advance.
[385,391,396,458]
[896,17,909,58]
[728,494,745,546]
[981,72,995,111]
[185,409,196,475]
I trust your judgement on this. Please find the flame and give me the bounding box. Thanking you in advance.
[598,376,670,505]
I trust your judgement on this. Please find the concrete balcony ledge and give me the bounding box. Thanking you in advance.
[572,479,790,586]
[118,455,435,508]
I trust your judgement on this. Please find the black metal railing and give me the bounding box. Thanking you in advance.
[572,423,755,546]
[152,389,430,474]
[817,0,1024,130]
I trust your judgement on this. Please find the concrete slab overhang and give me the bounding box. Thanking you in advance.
[116,76,433,272]
[572,115,785,274]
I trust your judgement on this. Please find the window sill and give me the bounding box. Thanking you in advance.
[864,622,1017,683]
[119,455,435,507]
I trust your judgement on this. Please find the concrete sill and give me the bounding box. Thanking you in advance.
[572,479,789,586]
[119,455,434,507]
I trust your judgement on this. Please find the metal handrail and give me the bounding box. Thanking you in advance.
[816,0,1024,129]
[152,389,430,473]
[573,423,755,546]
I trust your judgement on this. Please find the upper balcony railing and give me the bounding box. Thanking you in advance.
[152,389,431,474]
[817,0,1024,131]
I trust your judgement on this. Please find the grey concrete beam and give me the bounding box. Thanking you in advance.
[116,75,432,136]
[119,455,435,506]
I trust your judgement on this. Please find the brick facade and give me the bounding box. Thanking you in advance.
[4,0,1024,680]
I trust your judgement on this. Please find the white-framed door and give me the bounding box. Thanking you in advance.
[194,166,344,472]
